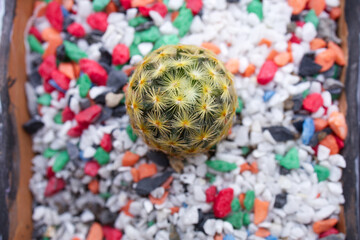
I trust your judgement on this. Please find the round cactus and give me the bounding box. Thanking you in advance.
[126,45,237,156]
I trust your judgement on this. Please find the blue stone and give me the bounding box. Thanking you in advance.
[301,118,315,145]
[182,202,188,208]
[266,236,278,240]
[48,79,66,93]
[223,234,235,240]
[61,6,70,18]
[79,151,91,162]
[263,91,275,102]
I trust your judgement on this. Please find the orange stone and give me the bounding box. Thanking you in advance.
[138,163,157,180]
[308,0,326,16]
[330,7,342,20]
[122,151,140,166]
[274,52,291,67]
[88,179,99,194]
[255,228,271,237]
[250,162,259,174]
[288,0,308,15]
[319,134,339,155]
[240,163,251,173]
[315,49,336,72]
[328,41,346,66]
[149,191,169,205]
[266,49,279,61]
[59,63,76,79]
[258,38,272,47]
[131,0,155,7]
[310,38,327,50]
[254,198,269,225]
[328,111,348,140]
[313,218,338,234]
[86,223,103,240]
[242,64,256,77]
[130,168,139,182]
[314,118,328,131]
[201,42,221,55]
[225,59,240,74]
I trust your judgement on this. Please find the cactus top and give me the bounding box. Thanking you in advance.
[126,45,237,156]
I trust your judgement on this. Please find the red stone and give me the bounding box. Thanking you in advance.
[290,33,302,44]
[44,177,66,197]
[112,44,130,65]
[120,0,131,10]
[39,55,57,81]
[44,79,56,93]
[46,1,64,32]
[62,106,75,122]
[103,226,123,240]
[151,3,168,17]
[186,0,203,15]
[213,188,233,218]
[138,6,151,17]
[205,185,217,203]
[75,105,102,126]
[257,60,278,85]
[67,22,86,38]
[46,166,55,179]
[51,70,71,90]
[67,125,85,137]
[79,59,108,86]
[319,228,339,238]
[296,21,305,27]
[87,12,108,32]
[334,135,344,150]
[84,161,101,177]
[100,134,112,152]
[58,92,65,100]
[29,26,43,42]
[303,93,324,112]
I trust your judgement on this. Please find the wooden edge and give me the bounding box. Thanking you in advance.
[337,0,349,235]
[8,0,36,239]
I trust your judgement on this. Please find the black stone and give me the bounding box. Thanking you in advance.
[29,53,43,69]
[292,95,303,112]
[226,0,240,3]
[99,47,113,66]
[320,234,345,240]
[279,166,291,175]
[317,18,341,44]
[85,33,102,45]
[64,33,77,43]
[112,104,127,117]
[292,119,304,133]
[146,150,170,167]
[135,21,154,32]
[67,142,79,161]
[94,92,108,105]
[28,70,42,88]
[56,44,68,62]
[299,54,322,77]
[263,126,296,142]
[107,70,128,93]
[23,118,44,134]
[274,193,287,208]
[323,79,344,95]
[291,14,301,21]
[95,107,113,123]
[309,132,320,147]
[287,22,297,33]
[79,98,91,110]
[63,17,74,30]
[135,171,173,196]
[99,62,111,73]
[195,211,215,232]
[97,209,118,225]
[32,223,47,239]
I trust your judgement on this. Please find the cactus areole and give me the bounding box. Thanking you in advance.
[126,45,237,156]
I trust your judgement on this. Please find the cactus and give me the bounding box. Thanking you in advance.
[126,45,237,156]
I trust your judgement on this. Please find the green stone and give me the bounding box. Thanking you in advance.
[130,43,141,57]
[206,160,237,172]
[244,190,255,211]
[100,192,111,199]
[225,212,243,229]
[78,74,92,98]
[231,198,241,212]
[126,125,138,142]
[54,112,63,124]
[153,34,180,50]
[53,151,70,172]
[236,97,243,114]
[93,0,110,11]
[43,148,58,158]
[280,147,300,170]
[120,96,126,104]
[128,16,148,27]
[331,93,341,100]
[138,26,161,43]
[314,165,330,182]
[37,94,52,106]
[332,64,340,79]
[43,237,50,240]
[94,147,110,165]
[173,7,193,37]
[206,172,216,183]
[133,33,142,45]
[302,89,310,98]
[243,212,251,226]
[247,0,263,21]
[147,221,155,227]
[305,9,319,28]
[64,40,88,62]
[241,147,250,156]
[275,154,284,162]
[115,65,124,70]
[28,35,44,54]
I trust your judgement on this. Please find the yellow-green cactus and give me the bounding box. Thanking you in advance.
[126,45,237,156]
